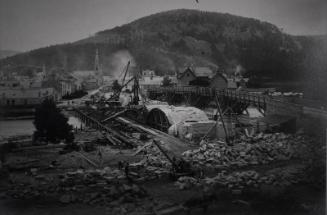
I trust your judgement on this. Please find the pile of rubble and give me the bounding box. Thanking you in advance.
[124,142,172,180]
[182,133,311,168]
[175,166,305,192]
[135,142,172,169]
[7,167,147,205]
[204,167,304,191]
[175,176,199,190]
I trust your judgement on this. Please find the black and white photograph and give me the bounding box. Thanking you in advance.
[0,0,326,214]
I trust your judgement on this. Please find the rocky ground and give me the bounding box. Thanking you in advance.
[0,126,325,215]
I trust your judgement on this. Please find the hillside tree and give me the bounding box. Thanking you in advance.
[162,76,172,87]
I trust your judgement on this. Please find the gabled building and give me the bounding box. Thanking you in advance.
[226,76,249,89]
[142,70,155,77]
[0,87,59,106]
[177,66,249,90]
[139,70,164,89]
[177,67,215,86]
[59,76,83,96]
[210,72,228,90]
[0,79,20,89]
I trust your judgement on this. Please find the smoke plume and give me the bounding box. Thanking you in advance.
[108,50,136,79]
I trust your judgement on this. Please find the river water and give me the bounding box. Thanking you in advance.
[0,106,262,140]
[0,116,83,140]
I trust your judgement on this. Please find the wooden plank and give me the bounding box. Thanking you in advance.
[116,117,191,158]
[76,152,98,167]
[101,110,126,123]
[12,144,66,152]
[74,108,134,147]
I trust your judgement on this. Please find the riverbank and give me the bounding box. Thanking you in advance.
[0,115,84,142]
[0,120,35,141]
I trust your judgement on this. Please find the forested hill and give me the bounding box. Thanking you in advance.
[1,9,326,99]
[0,50,20,59]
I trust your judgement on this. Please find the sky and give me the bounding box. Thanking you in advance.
[0,0,326,52]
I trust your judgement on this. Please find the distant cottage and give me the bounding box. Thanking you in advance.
[177,67,228,89]
[139,70,163,89]
[210,72,228,90]
[177,67,214,86]
[177,66,248,90]
[0,88,59,106]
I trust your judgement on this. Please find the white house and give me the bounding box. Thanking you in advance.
[139,70,164,89]
[0,87,59,106]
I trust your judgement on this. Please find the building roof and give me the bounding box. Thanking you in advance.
[139,76,163,86]
[227,78,238,89]
[1,87,55,99]
[72,70,96,78]
[169,76,178,84]
[178,67,214,79]
[234,77,249,82]
[142,70,155,77]
[211,72,228,83]
[193,67,214,78]
[84,78,99,84]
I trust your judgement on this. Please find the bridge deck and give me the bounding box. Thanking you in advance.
[147,86,327,119]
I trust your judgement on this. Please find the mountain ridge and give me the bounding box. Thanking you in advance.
[0,9,326,100]
[0,50,20,60]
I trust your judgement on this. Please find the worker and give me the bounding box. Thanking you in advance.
[172,157,178,173]
[118,161,124,170]
[199,169,204,179]
[124,161,133,183]
[124,161,129,174]
[97,149,103,168]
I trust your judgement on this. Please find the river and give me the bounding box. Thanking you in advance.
[0,116,83,140]
[0,106,262,140]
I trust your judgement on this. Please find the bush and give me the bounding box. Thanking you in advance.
[162,76,172,87]
[33,99,74,143]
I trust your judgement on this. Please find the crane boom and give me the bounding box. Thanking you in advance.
[121,61,130,87]
[108,61,131,102]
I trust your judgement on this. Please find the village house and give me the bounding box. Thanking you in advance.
[0,65,47,89]
[168,76,178,86]
[224,66,249,89]
[0,79,20,89]
[0,87,59,106]
[71,70,103,91]
[139,70,164,89]
[59,76,83,97]
[83,78,100,91]
[177,66,248,90]
[142,70,155,77]
[15,75,44,88]
[210,72,228,90]
[103,76,116,86]
[0,71,21,89]
[177,67,215,87]
[226,76,249,89]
